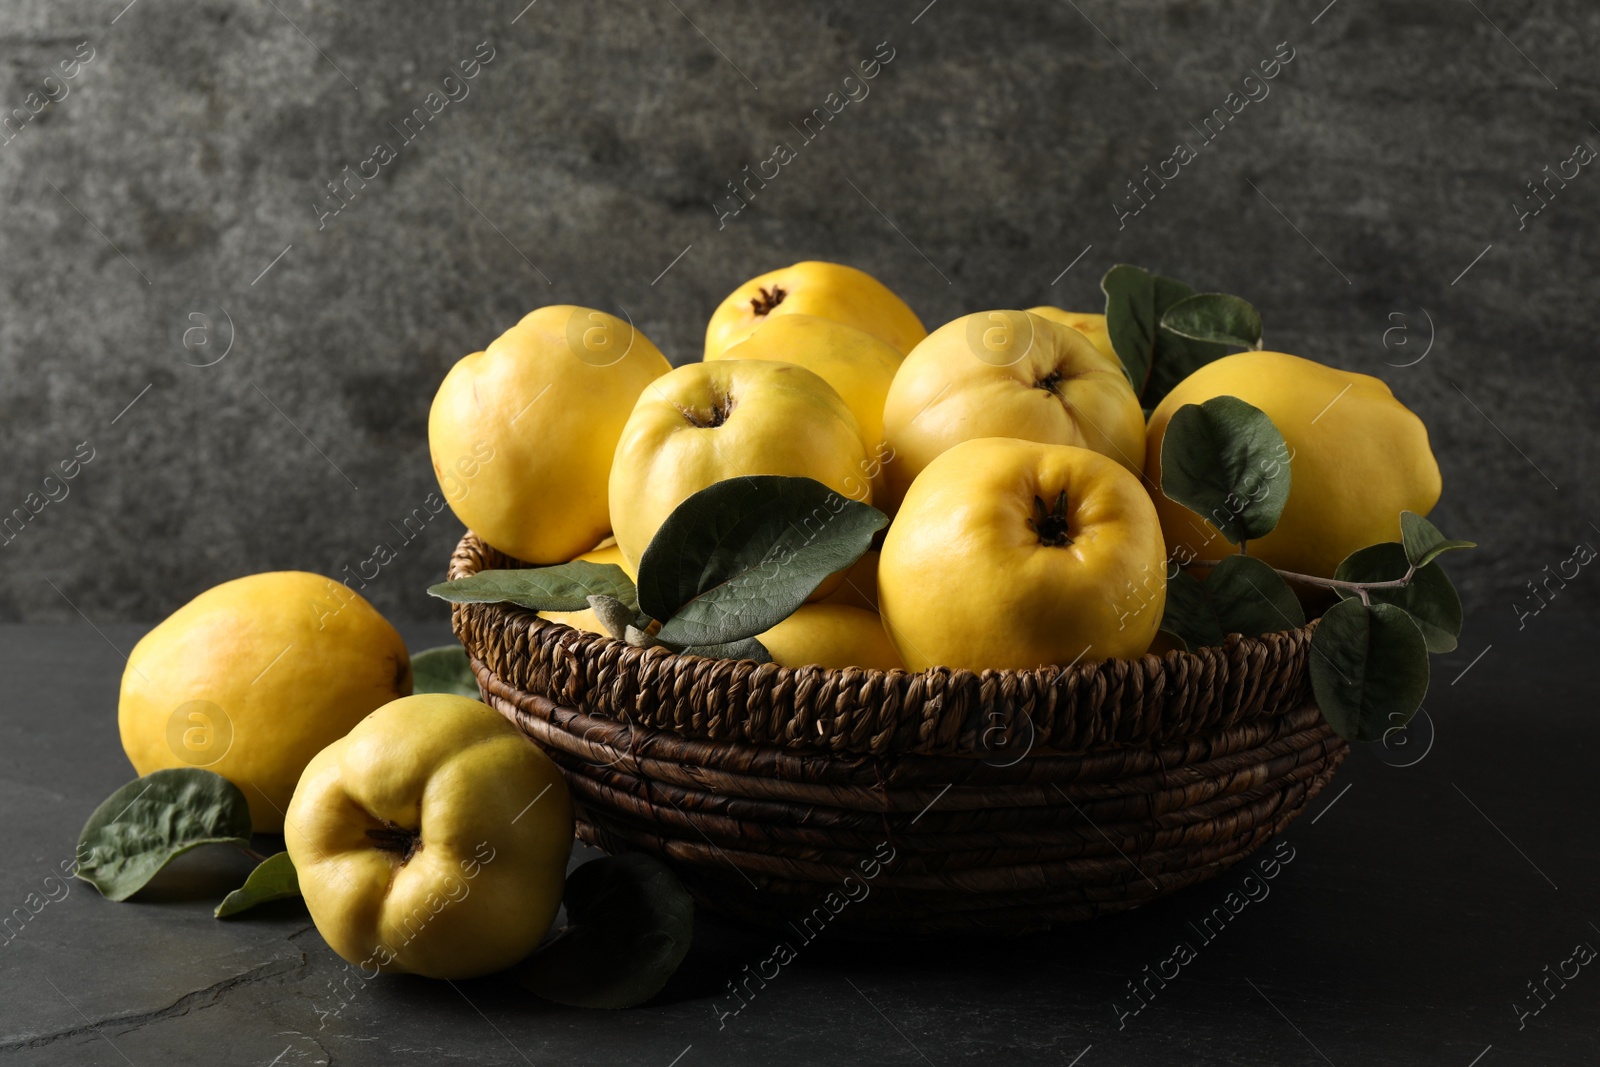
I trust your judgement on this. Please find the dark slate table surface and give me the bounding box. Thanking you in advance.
[1,617,1596,1066]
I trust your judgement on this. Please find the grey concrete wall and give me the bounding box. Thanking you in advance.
[1,0,1594,628]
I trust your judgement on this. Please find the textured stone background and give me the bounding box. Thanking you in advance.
[1,0,1593,625]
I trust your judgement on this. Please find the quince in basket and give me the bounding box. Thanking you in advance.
[428,305,670,563]
[713,314,901,501]
[758,603,904,671]
[1146,350,1441,580]
[608,358,869,581]
[703,260,925,359]
[878,437,1166,672]
[1027,306,1117,362]
[880,310,1146,510]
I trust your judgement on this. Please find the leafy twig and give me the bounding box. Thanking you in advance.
[1183,558,1417,595]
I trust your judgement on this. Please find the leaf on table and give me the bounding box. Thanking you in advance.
[409,645,479,698]
[215,851,301,919]
[76,768,253,902]
[516,853,695,1010]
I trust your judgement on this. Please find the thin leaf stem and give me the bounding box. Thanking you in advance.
[1184,558,1416,593]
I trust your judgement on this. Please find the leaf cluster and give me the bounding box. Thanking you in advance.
[1156,391,1474,743]
[430,476,888,663]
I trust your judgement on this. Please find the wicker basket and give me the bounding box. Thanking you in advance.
[448,532,1347,936]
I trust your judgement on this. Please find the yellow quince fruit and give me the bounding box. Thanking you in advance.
[758,603,904,670]
[118,572,410,832]
[879,438,1166,671]
[714,314,900,500]
[1145,351,1442,579]
[429,306,670,563]
[1026,307,1117,363]
[286,694,573,979]
[880,310,1145,511]
[608,359,869,581]
[704,261,926,359]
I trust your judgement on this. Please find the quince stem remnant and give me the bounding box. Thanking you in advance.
[1028,492,1075,548]
[749,285,786,316]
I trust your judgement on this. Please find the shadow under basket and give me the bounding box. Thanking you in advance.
[448,532,1347,937]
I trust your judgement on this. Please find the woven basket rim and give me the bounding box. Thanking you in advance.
[445,530,1318,685]
[447,531,1321,757]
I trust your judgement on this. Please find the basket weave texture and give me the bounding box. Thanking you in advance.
[448,532,1347,935]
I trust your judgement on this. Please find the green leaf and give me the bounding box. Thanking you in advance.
[1334,542,1463,654]
[1160,293,1263,349]
[1310,599,1430,742]
[517,853,694,1009]
[76,769,253,902]
[428,561,639,615]
[1399,511,1476,570]
[215,851,300,918]
[1159,570,1213,648]
[1160,555,1305,648]
[1142,331,1230,410]
[410,645,479,698]
[681,636,773,663]
[639,476,888,647]
[1159,396,1291,544]
[1102,263,1162,393]
[1101,264,1234,406]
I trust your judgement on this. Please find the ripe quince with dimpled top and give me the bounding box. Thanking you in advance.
[714,314,901,501]
[704,261,926,359]
[879,310,1145,511]
[429,306,670,564]
[286,693,573,980]
[608,359,870,583]
[119,571,410,833]
[1145,351,1442,580]
[878,438,1166,672]
[1026,307,1117,363]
